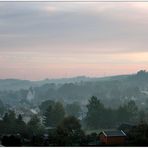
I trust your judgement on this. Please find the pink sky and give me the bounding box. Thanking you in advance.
[0,2,148,80]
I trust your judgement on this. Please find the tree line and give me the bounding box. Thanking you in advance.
[40,96,142,130]
[0,96,144,135]
[84,96,140,129]
[0,96,147,146]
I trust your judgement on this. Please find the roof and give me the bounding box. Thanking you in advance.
[118,123,136,130]
[100,130,126,137]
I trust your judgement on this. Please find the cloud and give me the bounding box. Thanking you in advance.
[0,2,148,54]
[1,2,148,79]
[43,5,57,12]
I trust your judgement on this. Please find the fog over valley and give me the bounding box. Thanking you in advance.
[1,2,148,146]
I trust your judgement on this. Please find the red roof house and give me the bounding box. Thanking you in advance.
[99,130,126,145]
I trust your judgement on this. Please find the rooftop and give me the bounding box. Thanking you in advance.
[101,130,126,137]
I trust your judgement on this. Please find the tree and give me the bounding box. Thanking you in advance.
[56,116,85,146]
[52,102,65,126]
[1,135,22,146]
[127,100,138,116]
[85,96,105,129]
[27,115,44,136]
[137,70,147,76]
[5,110,16,122]
[128,121,148,146]
[39,100,55,114]
[117,100,138,123]
[3,112,9,123]
[65,102,81,118]
[2,110,17,134]
[44,101,65,127]
[15,114,27,136]
[0,110,27,135]
[138,110,146,121]
[0,99,4,115]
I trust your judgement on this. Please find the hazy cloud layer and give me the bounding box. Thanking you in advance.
[0,2,148,79]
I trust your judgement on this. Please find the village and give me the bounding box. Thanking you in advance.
[0,99,147,147]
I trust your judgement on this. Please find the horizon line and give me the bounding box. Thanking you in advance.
[0,72,137,81]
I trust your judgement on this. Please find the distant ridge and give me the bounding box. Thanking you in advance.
[0,70,145,91]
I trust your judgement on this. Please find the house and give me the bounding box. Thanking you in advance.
[118,123,136,134]
[99,130,126,145]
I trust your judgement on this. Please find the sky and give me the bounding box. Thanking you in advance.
[0,1,148,80]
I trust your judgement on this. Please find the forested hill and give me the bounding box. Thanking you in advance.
[0,76,91,90]
[0,75,128,91]
[0,70,148,109]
